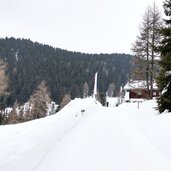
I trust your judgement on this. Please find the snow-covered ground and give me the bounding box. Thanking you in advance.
[0,98,171,171]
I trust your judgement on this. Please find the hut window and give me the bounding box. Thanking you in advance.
[138,91,142,95]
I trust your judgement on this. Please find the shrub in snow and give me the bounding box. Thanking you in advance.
[59,94,71,110]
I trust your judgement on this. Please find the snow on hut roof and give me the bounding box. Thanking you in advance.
[124,80,158,90]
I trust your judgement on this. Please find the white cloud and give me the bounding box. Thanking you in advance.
[0,0,164,54]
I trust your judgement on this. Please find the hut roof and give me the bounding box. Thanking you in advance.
[124,80,158,90]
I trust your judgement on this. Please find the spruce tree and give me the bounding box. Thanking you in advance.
[157,0,171,113]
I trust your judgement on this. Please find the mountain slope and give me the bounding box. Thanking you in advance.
[0,37,132,106]
[0,98,171,171]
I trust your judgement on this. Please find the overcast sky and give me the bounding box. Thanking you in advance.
[0,0,164,54]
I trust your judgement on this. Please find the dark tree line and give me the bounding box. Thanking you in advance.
[0,37,133,108]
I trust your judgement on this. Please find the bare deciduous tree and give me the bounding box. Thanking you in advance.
[0,60,9,124]
[29,81,51,120]
[7,102,19,124]
[83,82,89,98]
[0,60,9,94]
[107,83,115,97]
[59,94,71,110]
[132,4,162,99]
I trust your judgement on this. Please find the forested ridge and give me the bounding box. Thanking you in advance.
[0,37,132,107]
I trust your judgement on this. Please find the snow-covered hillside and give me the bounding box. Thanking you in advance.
[0,98,171,171]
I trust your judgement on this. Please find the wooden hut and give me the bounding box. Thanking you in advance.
[124,80,159,101]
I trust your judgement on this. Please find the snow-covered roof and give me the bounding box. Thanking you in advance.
[166,71,171,77]
[124,80,158,90]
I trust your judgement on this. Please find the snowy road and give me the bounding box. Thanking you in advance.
[0,98,171,171]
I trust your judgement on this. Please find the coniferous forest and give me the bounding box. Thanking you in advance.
[0,37,133,108]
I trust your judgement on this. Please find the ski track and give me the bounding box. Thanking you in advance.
[0,98,171,171]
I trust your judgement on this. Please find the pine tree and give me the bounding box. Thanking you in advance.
[96,92,106,106]
[157,0,171,113]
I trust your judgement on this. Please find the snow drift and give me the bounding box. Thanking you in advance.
[0,98,171,171]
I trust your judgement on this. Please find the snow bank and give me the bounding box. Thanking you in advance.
[0,98,100,171]
[120,100,171,161]
[0,98,171,171]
